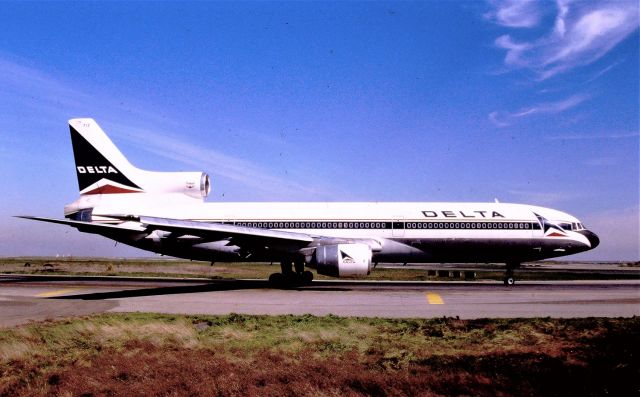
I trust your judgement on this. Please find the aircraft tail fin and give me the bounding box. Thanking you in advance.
[69,119,145,195]
[68,118,210,199]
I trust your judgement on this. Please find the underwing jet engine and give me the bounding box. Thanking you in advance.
[310,243,372,277]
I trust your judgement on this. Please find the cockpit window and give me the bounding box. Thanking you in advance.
[558,222,573,231]
[558,222,587,231]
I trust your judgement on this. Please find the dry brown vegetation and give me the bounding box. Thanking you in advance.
[0,314,638,396]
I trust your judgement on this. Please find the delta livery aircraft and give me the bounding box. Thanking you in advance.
[20,119,599,285]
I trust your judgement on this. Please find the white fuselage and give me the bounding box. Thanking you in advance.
[69,195,597,264]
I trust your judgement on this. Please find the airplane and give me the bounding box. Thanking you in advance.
[19,118,599,286]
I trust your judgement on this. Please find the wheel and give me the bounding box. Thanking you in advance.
[504,276,515,286]
[268,272,284,286]
[302,270,314,284]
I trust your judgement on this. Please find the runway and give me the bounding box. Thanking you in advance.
[1,275,638,327]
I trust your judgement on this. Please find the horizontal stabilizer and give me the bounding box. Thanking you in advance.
[15,216,146,235]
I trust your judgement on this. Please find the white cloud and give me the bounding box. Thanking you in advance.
[488,111,510,127]
[489,0,639,80]
[485,0,542,28]
[486,1,637,128]
[488,93,589,127]
[494,35,533,67]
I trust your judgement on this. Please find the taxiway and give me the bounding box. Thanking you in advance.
[1,275,638,327]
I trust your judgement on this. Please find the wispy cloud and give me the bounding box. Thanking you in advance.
[546,131,640,140]
[0,56,171,126]
[0,56,338,201]
[488,111,510,127]
[584,59,623,83]
[489,0,639,80]
[0,57,90,113]
[484,0,542,28]
[485,1,637,128]
[488,93,589,127]
[109,123,335,201]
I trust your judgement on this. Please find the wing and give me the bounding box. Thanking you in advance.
[138,216,314,251]
[15,216,152,246]
[16,215,314,253]
[17,215,382,255]
[135,217,382,252]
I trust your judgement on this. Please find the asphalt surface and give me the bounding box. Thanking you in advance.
[380,261,639,274]
[1,275,638,327]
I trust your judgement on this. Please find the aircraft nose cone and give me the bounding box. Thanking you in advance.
[584,230,600,248]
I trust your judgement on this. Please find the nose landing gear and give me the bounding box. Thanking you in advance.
[504,262,520,286]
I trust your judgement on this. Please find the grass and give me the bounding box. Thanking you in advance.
[1,257,639,282]
[0,314,638,396]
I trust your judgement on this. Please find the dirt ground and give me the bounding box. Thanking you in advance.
[0,314,638,396]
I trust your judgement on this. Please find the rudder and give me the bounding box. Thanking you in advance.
[69,118,144,195]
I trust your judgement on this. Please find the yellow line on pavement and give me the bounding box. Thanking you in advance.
[35,288,81,298]
[426,292,444,305]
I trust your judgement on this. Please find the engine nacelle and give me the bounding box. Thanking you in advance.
[137,171,211,199]
[312,243,372,278]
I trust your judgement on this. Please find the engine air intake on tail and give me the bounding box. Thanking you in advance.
[139,171,211,199]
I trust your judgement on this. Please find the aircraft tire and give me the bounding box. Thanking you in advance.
[302,271,314,284]
[268,273,284,286]
[504,276,515,286]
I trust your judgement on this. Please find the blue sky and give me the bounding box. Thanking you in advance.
[0,1,638,260]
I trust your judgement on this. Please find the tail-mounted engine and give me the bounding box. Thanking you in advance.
[135,171,211,199]
[311,243,372,277]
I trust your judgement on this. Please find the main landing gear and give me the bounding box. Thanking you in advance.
[504,262,520,286]
[268,259,314,287]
